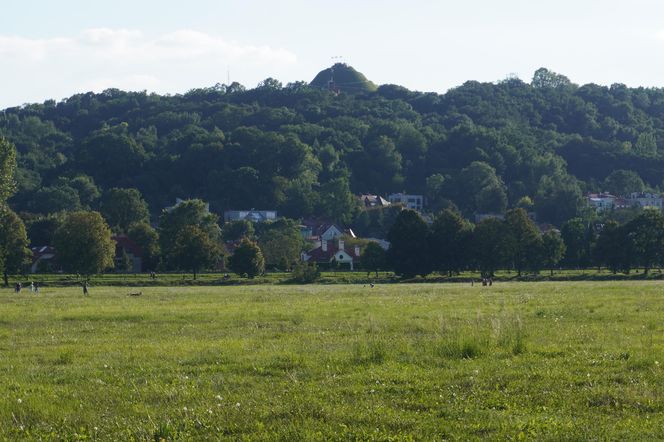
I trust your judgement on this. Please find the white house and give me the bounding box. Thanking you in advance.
[224,210,278,223]
[388,193,424,211]
[302,239,361,270]
[587,193,617,212]
[627,192,664,210]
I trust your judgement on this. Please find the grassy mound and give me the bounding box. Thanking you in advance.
[310,63,377,94]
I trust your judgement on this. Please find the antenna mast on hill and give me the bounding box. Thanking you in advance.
[329,56,344,92]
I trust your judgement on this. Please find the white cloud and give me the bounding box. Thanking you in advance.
[0,29,298,107]
[0,28,296,64]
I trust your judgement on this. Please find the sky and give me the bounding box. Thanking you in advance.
[2,0,664,108]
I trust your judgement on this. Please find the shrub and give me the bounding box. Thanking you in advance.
[290,262,320,283]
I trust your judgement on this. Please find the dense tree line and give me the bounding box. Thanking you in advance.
[6,66,664,231]
[385,208,664,278]
[3,130,664,280]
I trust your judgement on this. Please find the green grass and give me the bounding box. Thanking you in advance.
[1,281,664,439]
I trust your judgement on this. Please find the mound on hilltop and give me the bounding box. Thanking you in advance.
[310,63,377,94]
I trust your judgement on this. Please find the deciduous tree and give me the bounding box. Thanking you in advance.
[361,241,386,277]
[0,137,17,203]
[429,209,473,276]
[386,210,431,278]
[625,209,664,274]
[541,230,566,276]
[101,188,150,232]
[0,206,31,286]
[503,208,542,276]
[171,225,221,279]
[228,239,265,278]
[471,217,506,277]
[53,211,115,275]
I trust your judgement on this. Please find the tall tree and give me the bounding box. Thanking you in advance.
[159,199,221,270]
[317,176,357,225]
[429,208,473,276]
[170,225,221,279]
[603,170,645,196]
[386,209,431,278]
[471,217,506,277]
[127,222,161,271]
[0,207,31,286]
[561,218,593,269]
[221,220,255,242]
[0,137,17,203]
[361,241,386,277]
[625,209,664,274]
[53,211,115,275]
[503,208,542,276]
[101,188,150,232]
[593,221,631,274]
[256,219,303,270]
[541,230,566,276]
[535,174,585,226]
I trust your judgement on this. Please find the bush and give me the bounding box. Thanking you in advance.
[290,262,320,283]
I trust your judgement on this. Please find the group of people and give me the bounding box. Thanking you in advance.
[471,278,493,287]
[14,281,39,293]
[11,281,89,295]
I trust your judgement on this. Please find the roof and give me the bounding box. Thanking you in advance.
[359,194,391,207]
[305,242,361,262]
[31,245,57,267]
[31,245,56,258]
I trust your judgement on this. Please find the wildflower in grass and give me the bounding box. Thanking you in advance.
[215,395,222,401]
[183,406,188,411]
[17,398,22,404]
[236,402,241,407]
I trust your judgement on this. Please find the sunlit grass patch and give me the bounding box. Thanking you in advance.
[0,281,663,439]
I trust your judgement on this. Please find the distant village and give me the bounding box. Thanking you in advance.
[29,188,664,276]
[586,192,664,212]
[30,192,425,275]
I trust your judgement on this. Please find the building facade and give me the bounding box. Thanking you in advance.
[388,193,424,211]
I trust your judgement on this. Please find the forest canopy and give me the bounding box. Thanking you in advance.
[3,65,664,228]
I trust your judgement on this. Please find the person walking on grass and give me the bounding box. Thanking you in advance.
[83,281,89,296]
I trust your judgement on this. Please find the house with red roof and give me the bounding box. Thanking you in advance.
[302,238,361,270]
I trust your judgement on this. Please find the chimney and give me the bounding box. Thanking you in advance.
[355,246,360,257]
[338,240,345,251]
[322,239,328,252]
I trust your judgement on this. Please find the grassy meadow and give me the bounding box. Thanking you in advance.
[1,281,664,440]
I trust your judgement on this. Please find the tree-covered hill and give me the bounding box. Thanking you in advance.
[3,66,664,228]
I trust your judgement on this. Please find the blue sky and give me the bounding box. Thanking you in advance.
[2,0,664,108]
